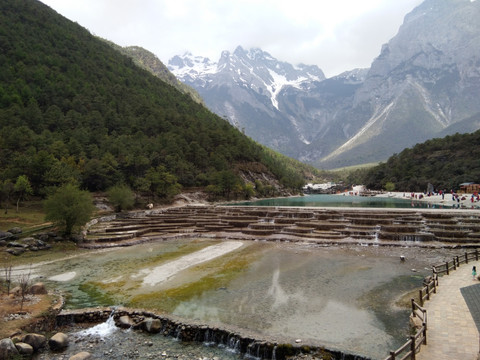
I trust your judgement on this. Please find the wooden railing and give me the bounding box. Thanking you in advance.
[418,274,438,306]
[384,249,479,360]
[432,249,479,276]
[411,299,427,325]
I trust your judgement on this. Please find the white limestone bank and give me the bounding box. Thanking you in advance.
[135,241,244,286]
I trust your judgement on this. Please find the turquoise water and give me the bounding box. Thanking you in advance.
[231,194,451,208]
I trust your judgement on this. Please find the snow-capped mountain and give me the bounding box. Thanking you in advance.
[168,0,480,168]
[169,46,325,111]
[168,46,327,156]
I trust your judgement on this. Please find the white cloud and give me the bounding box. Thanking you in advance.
[40,0,423,77]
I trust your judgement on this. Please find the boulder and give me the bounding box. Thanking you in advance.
[0,338,19,359]
[69,351,92,360]
[36,233,49,242]
[7,227,22,234]
[138,318,162,333]
[35,239,46,248]
[5,248,25,256]
[22,333,47,351]
[117,315,135,329]
[29,282,47,295]
[21,237,37,246]
[48,332,69,351]
[15,342,34,355]
[0,231,13,240]
[7,241,27,248]
[0,240,7,247]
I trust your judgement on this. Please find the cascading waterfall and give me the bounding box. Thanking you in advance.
[75,310,117,338]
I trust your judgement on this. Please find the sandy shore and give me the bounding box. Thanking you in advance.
[373,191,480,209]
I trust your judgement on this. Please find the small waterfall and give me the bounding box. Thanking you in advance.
[226,335,240,353]
[174,325,183,340]
[272,345,277,360]
[374,225,381,242]
[203,329,215,346]
[245,342,259,359]
[76,311,117,338]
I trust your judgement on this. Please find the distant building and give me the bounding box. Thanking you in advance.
[352,185,366,194]
[303,182,336,193]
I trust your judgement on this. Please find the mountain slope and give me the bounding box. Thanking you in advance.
[169,0,480,169]
[320,0,480,168]
[0,0,309,198]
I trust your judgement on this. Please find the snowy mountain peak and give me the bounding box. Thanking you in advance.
[168,46,326,110]
[168,52,217,82]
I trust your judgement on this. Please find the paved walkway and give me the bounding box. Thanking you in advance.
[417,260,480,360]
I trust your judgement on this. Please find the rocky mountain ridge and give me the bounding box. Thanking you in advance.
[169,46,326,111]
[168,0,480,169]
[168,46,330,156]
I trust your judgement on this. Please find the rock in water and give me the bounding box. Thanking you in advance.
[69,351,92,360]
[117,315,135,329]
[138,318,162,333]
[49,332,69,351]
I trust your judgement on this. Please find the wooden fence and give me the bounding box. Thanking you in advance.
[432,249,479,276]
[383,249,479,360]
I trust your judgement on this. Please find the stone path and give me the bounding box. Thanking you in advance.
[417,260,480,360]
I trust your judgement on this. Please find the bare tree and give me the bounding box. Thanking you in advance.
[2,261,12,295]
[18,266,32,311]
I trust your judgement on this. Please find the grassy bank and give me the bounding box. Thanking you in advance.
[0,200,51,235]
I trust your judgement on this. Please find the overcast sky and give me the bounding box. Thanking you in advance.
[40,0,423,78]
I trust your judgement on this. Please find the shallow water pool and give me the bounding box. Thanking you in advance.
[31,239,458,359]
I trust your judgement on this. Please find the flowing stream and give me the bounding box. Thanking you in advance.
[28,237,461,359]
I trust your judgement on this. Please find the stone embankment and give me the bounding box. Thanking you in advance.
[54,307,368,360]
[1,304,366,360]
[83,205,480,248]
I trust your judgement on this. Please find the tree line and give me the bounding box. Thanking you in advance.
[345,130,480,192]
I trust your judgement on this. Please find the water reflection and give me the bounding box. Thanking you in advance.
[267,268,303,309]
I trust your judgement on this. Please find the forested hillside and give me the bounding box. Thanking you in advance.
[0,0,311,201]
[353,131,480,192]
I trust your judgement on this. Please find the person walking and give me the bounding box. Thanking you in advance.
[472,266,477,280]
